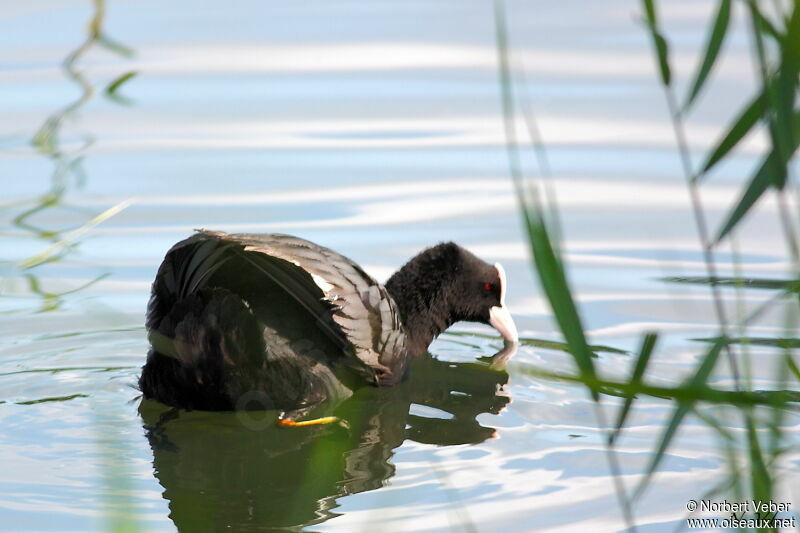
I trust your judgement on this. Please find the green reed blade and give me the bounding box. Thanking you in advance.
[753,7,785,43]
[516,362,800,406]
[684,0,731,112]
[105,71,138,105]
[745,415,772,509]
[19,199,133,270]
[661,276,800,292]
[525,214,598,400]
[641,0,671,86]
[715,108,800,243]
[693,336,800,349]
[787,356,800,381]
[634,337,725,499]
[715,149,782,243]
[97,32,134,58]
[698,88,765,178]
[15,393,89,405]
[771,3,800,172]
[611,332,658,444]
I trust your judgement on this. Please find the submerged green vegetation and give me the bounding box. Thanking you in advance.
[7,0,134,311]
[495,0,800,529]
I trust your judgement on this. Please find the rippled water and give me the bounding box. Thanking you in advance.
[2,1,798,531]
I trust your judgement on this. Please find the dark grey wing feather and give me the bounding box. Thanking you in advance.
[147,233,236,331]
[204,231,409,384]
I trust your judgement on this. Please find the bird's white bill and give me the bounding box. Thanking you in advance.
[489,305,518,344]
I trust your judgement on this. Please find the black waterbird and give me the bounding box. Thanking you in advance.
[139,231,518,424]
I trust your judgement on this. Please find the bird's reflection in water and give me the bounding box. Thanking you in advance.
[140,351,512,531]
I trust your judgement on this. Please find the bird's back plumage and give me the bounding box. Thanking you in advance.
[140,231,409,412]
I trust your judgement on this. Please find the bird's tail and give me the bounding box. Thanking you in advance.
[139,287,267,410]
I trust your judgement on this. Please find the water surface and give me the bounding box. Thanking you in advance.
[1,1,798,531]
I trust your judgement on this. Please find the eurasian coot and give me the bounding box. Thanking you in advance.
[139,231,517,423]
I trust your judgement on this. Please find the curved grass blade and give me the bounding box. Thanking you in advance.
[97,32,134,58]
[518,337,628,356]
[684,0,731,111]
[751,389,800,403]
[641,0,671,86]
[634,336,726,500]
[745,414,771,505]
[0,366,133,377]
[688,337,728,388]
[753,8,784,43]
[611,332,658,444]
[19,199,133,269]
[105,71,138,105]
[517,363,800,407]
[715,150,781,243]
[693,336,800,349]
[16,393,89,405]
[691,406,735,442]
[494,0,594,396]
[769,3,800,174]
[788,356,800,381]
[525,215,598,400]
[698,90,765,177]
[716,110,800,243]
[660,276,800,292]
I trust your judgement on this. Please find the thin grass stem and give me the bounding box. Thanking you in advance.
[665,88,742,386]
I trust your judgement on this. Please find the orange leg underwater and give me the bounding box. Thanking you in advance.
[276,415,349,429]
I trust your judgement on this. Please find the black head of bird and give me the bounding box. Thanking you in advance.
[384,242,517,357]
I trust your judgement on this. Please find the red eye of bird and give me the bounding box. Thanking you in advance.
[483,282,493,291]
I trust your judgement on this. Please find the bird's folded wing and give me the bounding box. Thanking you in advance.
[200,231,408,384]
